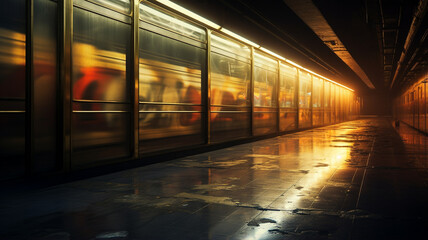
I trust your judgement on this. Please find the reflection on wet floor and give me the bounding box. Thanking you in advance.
[1,118,427,239]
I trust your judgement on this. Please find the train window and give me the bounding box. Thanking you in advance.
[324,81,330,108]
[298,71,312,128]
[73,8,130,102]
[279,63,297,131]
[253,51,278,135]
[210,33,251,107]
[254,51,278,107]
[312,76,323,126]
[138,3,205,152]
[86,0,131,14]
[299,71,312,109]
[312,76,322,108]
[140,3,206,43]
[210,33,251,142]
[71,3,132,166]
[279,63,297,108]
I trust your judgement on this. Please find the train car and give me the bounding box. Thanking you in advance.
[394,72,428,133]
[0,0,359,180]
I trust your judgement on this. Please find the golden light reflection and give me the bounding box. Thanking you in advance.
[0,28,25,66]
[243,127,354,240]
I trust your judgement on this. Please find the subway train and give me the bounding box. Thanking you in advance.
[394,74,428,132]
[0,0,360,180]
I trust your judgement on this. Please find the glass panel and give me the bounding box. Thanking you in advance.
[279,63,297,108]
[210,58,249,103]
[335,85,340,122]
[312,77,322,108]
[73,8,130,102]
[421,88,424,128]
[254,52,278,107]
[279,63,297,131]
[87,0,131,14]
[139,15,205,152]
[299,71,311,109]
[323,81,331,124]
[331,84,336,123]
[339,88,344,121]
[72,112,131,167]
[72,8,131,166]
[210,33,251,142]
[254,108,277,135]
[0,0,26,179]
[139,29,203,104]
[312,76,323,126]
[140,3,206,42]
[299,71,311,128]
[33,0,58,172]
[210,34,251,107]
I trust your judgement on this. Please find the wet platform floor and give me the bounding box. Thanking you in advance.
[1,118,427,239]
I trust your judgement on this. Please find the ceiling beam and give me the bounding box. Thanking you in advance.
[283,0,376,89]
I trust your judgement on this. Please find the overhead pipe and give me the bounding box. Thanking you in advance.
[390,0,428,89]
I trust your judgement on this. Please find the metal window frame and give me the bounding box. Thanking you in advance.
[204,29,211,144]
[132,0,139,159]
[59,0,73,172]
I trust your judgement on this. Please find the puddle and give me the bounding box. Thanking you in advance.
[96,231,128,239]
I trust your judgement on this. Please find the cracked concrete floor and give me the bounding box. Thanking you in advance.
[1,118,427,239]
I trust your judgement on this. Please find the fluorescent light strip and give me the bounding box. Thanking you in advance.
[141,4,204,33]
[220,28,260,48]
[154,0,354,92]
[286,60,354,92]
[155,0,221,29]
[260,47,285,60]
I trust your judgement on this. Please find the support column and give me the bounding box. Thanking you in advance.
[59,0,72,171]
[132,0,140,159]
[204,29,212,144]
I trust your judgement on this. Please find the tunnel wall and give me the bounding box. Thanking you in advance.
[0,0,360,180]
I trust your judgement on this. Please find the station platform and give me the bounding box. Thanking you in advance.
[1,117,427,240]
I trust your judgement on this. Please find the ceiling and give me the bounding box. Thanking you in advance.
[161,0,427,96]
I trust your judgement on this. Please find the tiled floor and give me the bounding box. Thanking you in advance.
[1,118,427,239]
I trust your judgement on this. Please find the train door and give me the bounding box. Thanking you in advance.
[138,3,206,152]
[71,0,132,168]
